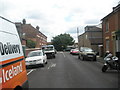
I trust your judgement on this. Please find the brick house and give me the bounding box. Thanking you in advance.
[78,25,103,54]
[15,19,47,48]
[101,3,120,57]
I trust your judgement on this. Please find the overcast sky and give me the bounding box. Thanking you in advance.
[0,0,119,42]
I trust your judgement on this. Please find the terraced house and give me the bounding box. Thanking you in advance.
[101,3,120,58]
[15,19,47,48]
[78,24,103,56]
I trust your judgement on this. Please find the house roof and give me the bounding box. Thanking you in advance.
[22,24,47,39]
[22,24,37,38]
[101,4,120,21]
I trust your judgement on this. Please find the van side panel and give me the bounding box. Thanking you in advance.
[0,68,2,89]
[2,58,28,88]
[0,17,28,89]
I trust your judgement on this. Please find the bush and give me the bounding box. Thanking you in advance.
[26,40,36,48]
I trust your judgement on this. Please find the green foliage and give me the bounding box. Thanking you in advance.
[51,33,75,51]
[26,40,36,48]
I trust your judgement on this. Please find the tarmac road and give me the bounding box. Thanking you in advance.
[27,52,119,88]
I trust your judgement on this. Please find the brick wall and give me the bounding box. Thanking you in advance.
[102,4,120,55]
[25,48,41,57]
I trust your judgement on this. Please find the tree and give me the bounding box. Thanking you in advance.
[26,40,36,48]
[51,33,75,51]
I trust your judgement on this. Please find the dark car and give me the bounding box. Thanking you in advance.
[78,47,96,61]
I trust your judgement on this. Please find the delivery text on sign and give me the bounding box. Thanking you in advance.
[0,42,20,56]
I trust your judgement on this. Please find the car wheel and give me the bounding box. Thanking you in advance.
[78,55,80,59]
[53,55,56,58]
[93,57,96,61]
[45,61,48,64]
[80,56,84,61]
[82,57,85,61]
[41,64,45,67]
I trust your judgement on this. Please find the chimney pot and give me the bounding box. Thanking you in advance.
[36,26,40,30]
[22,19,26,24]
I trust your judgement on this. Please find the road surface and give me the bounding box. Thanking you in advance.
[27,52,118,88]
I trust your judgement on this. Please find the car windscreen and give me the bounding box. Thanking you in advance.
[84,48,93,52]
[27,51,42,57]
[73,49,79,51]
[43,47,54,51]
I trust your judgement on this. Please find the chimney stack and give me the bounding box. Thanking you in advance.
[36,26,40,30]
[118,1,120,5]
[22,19,26,24]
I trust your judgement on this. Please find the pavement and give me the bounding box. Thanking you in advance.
[96,56,105,64]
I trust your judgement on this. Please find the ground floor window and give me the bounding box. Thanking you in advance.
[116,36,120,52]
[106,39,109,51]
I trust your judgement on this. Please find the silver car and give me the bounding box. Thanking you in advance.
[78,47,96,61]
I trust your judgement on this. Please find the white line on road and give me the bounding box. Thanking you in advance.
[48,63,56,69]
[51,64,56,67]
[27,69,36,75]
[48,66,51,69]
[62,52,66,57]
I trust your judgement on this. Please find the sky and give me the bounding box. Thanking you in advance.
[0,0,119,42]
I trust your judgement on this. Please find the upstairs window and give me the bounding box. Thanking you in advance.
[105,20,109,32]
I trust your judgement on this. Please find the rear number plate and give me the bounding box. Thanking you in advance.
[88,55,93,57]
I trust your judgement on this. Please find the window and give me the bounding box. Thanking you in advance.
[116,36,120,52]
[106,39,109,51]
[105,20,109,32]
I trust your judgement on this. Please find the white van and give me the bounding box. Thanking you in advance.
[42,45,56,59]
[0,16,28,89]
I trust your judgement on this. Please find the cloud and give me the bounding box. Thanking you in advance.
[27,12,44,20]
[66,27,77,34]
[64,15,73,22]
[85,19,100,25]
[0,0,119,42]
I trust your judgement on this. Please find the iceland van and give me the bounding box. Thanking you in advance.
[0,16,28,89]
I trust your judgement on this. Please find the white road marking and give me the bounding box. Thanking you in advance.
[48,66,51,69]
[59,52,63,53]
[62,52,66,57]
[27,69,36,75]
[51,64,56,67]
[48,63,56,69]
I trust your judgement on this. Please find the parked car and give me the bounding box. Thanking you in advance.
[78,47,96,61]
[65,46,75,51]
[70,49,79,55]
[25,50,47,67]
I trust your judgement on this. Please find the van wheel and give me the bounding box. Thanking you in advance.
[14,86,22,90]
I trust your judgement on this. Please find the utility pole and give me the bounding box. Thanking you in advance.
[77,27,79,49]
